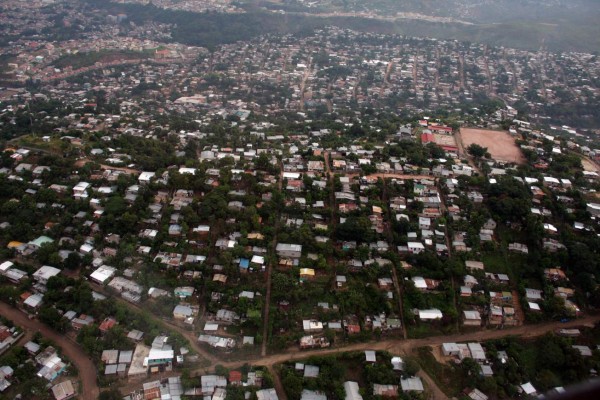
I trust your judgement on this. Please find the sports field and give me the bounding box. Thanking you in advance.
[459,128,525,164]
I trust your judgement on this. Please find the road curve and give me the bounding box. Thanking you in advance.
[0,302,99,399]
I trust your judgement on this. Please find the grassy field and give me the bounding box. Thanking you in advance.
[14,135,70,155]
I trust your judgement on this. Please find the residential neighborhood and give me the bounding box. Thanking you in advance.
[0,1,600,400]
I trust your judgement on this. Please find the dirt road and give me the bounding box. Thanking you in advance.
[208,314,600,399]
[0,302,99,399]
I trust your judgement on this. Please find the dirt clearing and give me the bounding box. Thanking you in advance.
[581,157,600,173]
[460,128,525,164]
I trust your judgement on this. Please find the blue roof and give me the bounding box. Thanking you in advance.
[239,259,250,269]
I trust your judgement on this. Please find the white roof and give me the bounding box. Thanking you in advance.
[400,377,424,392]
[24,293,43,308]
[521,382,536,395]
[257,389,279,400]
[0,261,14,272]
[80,243,93,253]
[300,390,327,400]
[178,167,196,175]
[463,310,481,320]
[147,349,174,361]
[302,320,323,331]
[528,302,541,311]
[73,181,90,190]
[173,305,193,317]
[544,176,560,184]
[139,171,155,181]
[251,255,265,264]
[90,265,117,283]
[33,265,61,281]
[442,343,460,352]
[204,323,219,331]
[467,343,486,360]
[344,381,363,400]
[276,243,302,252]
[419,309,442,319]
[364,350,376,362]
[391,356,404,370]
[412,276,427,289]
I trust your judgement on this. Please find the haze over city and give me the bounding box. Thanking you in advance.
[0,1,599,400]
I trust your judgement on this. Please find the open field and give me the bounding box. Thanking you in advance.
[581,157,600,173]
[460,128,525,164]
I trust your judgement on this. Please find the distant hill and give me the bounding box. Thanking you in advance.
[256,0,599,23]
[85,0,600,52]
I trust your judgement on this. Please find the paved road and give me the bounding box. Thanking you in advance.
[0,302,99,399]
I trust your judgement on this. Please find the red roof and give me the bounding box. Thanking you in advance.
[421,133,435,144]
[440,145,458,152]
[0,328,10,341]
[99,317,117,332]
[229,370,242,383]
[430,125,453,132]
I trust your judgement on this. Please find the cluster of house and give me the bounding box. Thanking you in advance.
[441,340,599,399]
[127,370,272,400]
[287,351,423,400]
[0,325,21,355]
[1,102,596,366]
[0,330,76,399]
[544,268,581,316]
[2,0,598,140]
[0,342,75,399]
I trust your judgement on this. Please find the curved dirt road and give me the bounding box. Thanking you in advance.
[0,302,99,399]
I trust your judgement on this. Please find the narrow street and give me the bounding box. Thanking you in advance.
[260,159,285,357]
[380,176,408,339]
[436,178,460,333]
[457,52,466,90]
[483,46,495,96]
[380,60,394,96]
[298,58,313,111]
[412,50,419,91]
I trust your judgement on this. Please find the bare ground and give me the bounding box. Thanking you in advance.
[459,128,525,164]
[581,156,600,173]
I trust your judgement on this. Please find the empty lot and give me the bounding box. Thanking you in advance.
[459,128,525,164]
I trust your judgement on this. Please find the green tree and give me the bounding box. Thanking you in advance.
[467,143,489,158]
[99,388,123,400]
